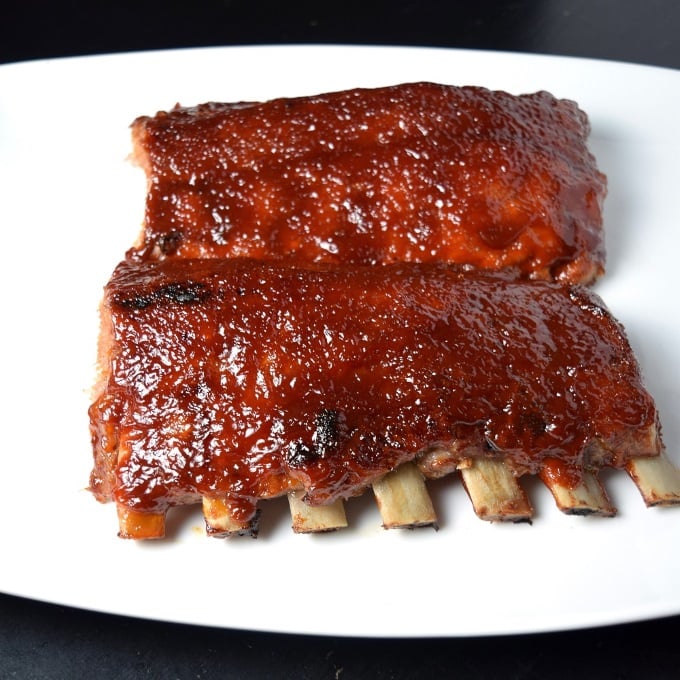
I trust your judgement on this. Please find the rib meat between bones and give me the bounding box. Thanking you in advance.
[129,82,607,284]
[88,259,661,538]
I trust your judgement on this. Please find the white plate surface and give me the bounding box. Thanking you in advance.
[1,45,679,638]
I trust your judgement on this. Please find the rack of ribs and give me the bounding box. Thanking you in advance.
[88,258,672,540]
[89,82,680,539]
[129,82,607,284]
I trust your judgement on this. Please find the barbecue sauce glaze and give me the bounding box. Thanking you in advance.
[131,83,606,284]
[89,260,660,517]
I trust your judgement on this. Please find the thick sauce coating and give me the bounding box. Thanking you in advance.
[130,83,607,283]
[89,260,659,515]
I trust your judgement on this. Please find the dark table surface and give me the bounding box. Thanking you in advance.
[2,1,680,678]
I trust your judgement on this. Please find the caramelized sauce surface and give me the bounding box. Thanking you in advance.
[132,83,606,283]
[89,260,658,512]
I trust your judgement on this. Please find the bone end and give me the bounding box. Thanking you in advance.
[460,458,533,522]
[116,505,166,539]
[202,496,260,537]
[627,453,680,506]
[288,491,348,533]
[538,458,616,517]
[372,462,438,529]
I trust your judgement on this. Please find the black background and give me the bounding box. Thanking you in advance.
[2,0,680,69]
[2,1,680,678]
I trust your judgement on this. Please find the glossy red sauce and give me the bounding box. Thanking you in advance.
[130,83,606,283]
[89,260,659,514]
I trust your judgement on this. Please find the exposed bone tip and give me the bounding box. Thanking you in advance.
[627,453,680,507]
[373,462,438,529]
[202,496,260,538]
[288,492,348,533]
[539,462,617,517]
[460,457,533,522]
[116,505,166,540]
[385,521,440,532]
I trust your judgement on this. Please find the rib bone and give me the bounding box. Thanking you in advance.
[117,506,165,539]
[460,458,533,522]
[539,465,616,517]
[372,462,438,529]
[627,453,680,506]
[288,492,348,533]
[202,496,260,537]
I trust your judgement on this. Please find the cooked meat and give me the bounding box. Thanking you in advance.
[89,259,660,534]
[129,82,607,284]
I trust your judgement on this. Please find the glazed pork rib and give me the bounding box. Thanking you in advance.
[129,82,607,284]
[89,258,671,540]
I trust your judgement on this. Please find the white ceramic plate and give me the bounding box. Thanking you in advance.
[1,45,679,638]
